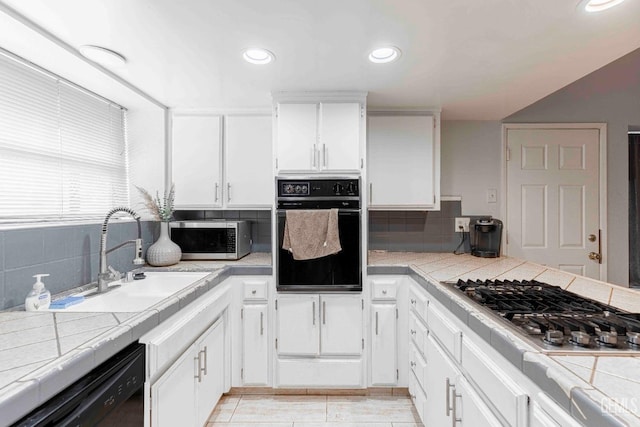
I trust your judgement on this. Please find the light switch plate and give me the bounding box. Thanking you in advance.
[487,189,497,203]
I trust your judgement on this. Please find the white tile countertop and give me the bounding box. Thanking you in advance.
[0,252,272,426]
[2,250,640,425]
[368,250,640,426]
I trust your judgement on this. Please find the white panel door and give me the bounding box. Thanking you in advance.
[371,303,397,385]
[424,333,458,427]
[319,102,361,171]
[320,295,363,356]
[151,343,197,427]
[242,304,269,385]
[368,115,435,208]
[276,103,318,171]
[196,320,225,427]
[506,127,601,279]
[171,114,222,207]
[224,114,273,207]
[276,295,319,356]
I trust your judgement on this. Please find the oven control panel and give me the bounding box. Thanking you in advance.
[277,178,359,198]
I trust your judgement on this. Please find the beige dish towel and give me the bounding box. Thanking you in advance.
[282,209,342,260]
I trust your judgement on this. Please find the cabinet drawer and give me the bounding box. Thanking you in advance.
[462,338,529,427]
[410,343,427,389]
[243,279,268,300]
[427,300,462,362]
[371,278,399,300]
[409,312,428,356]
[409,286,427,322]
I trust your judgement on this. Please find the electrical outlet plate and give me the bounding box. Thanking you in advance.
[455,217,470,232]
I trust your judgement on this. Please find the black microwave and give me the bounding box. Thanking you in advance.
[169,221,251,260]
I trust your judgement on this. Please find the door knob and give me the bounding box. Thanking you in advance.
[588,234,597,242]
[588,252,601,261]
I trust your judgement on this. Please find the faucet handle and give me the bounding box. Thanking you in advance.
[108,265,122,279]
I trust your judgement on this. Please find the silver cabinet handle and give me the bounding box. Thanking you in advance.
[260,312,264,335]
[452,385,462,426]
[201,346,208,376]
[323,143,327,168]
[411,298,416,305]
[369,183,373,203]
[214,182,219,202]
[323,301,326,325]
[227,183,231,202]
[410,329,416,335]
[375,311,379,335]
[195,354,203,382]
[446,377,452,416]
[312,301,316,325]
[312,144,317,168]
[410,360,416,368]
[252,289,257,294]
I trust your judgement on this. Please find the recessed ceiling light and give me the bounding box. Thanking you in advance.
[242,48,275,65]
[579,0,625,12]
[79,45,126,67]
[368,46,401,64]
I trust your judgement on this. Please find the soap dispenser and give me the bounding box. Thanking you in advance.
[25,274,51,311]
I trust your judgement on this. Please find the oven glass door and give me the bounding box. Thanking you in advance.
[170,227,235,254]
[277,210,361,292]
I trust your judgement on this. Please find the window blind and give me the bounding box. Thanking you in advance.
[0,50,129,220]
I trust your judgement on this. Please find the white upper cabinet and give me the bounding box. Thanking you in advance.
[172,113,222,208]
[274,92,366,173]
[224,114,273,207]
[368,113,440,210]
[318,103,361,170]
[171,111,273,209]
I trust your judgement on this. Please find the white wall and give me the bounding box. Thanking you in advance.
[441,121,502,218]
[504,48,640,286]
[127,106,166,219]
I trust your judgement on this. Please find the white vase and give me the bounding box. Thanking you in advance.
[146,221,182,266]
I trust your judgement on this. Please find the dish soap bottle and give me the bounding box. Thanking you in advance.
[25,274,51,311]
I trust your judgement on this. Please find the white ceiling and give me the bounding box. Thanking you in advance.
[1,0,639,119]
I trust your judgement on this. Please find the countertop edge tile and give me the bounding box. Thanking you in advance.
[0,380,40,426]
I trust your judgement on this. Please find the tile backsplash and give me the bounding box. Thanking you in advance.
[0,221,159,310]
[369,200,470,252]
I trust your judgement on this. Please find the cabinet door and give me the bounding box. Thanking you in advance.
[224,114,273,207]
[456,375,503,427]
[276,295,319,356]
[150,343,197,427]
[320,295,363,356]
[424,333,458,427]
[368,115,436,208]
[276,103,318,171]
[242,304,269,385]
[171,114,222,207]
[196,319,225,427]
[371,303,397,385]
[319,102,360,171]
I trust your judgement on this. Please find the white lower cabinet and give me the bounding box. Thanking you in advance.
[371,303,397,385]
[242,304,269,385]
[276,294,363,356]
[150,317,225,427]
[240,277,270,386]
[275,294,364,387]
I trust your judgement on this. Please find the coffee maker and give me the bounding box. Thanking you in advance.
[470,218,503,258]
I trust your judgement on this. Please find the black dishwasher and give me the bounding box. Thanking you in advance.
[13,342,145,427]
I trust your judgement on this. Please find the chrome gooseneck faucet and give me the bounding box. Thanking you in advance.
[98,207,145,292]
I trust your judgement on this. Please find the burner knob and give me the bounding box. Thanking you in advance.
[333,183,344,194]
[347,182,357,194]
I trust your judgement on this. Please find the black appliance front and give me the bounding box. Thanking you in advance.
[277,210,362,292]
[13,342,145,426]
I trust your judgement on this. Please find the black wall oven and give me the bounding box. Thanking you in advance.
[276,177,362,292]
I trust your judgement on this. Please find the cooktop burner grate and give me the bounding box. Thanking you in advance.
[449,279,640,352]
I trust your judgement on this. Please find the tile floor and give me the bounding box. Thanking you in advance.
[207,394,424,427]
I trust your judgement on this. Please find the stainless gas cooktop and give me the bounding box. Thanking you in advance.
[445,279,640,354]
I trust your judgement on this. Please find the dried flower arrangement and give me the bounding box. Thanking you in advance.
[136,184,175,222]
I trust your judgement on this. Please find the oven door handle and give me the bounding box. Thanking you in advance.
[277,209,361,215]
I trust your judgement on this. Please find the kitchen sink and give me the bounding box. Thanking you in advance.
[48,272,210,312]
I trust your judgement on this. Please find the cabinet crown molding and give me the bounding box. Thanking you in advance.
[272,91,368,104]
